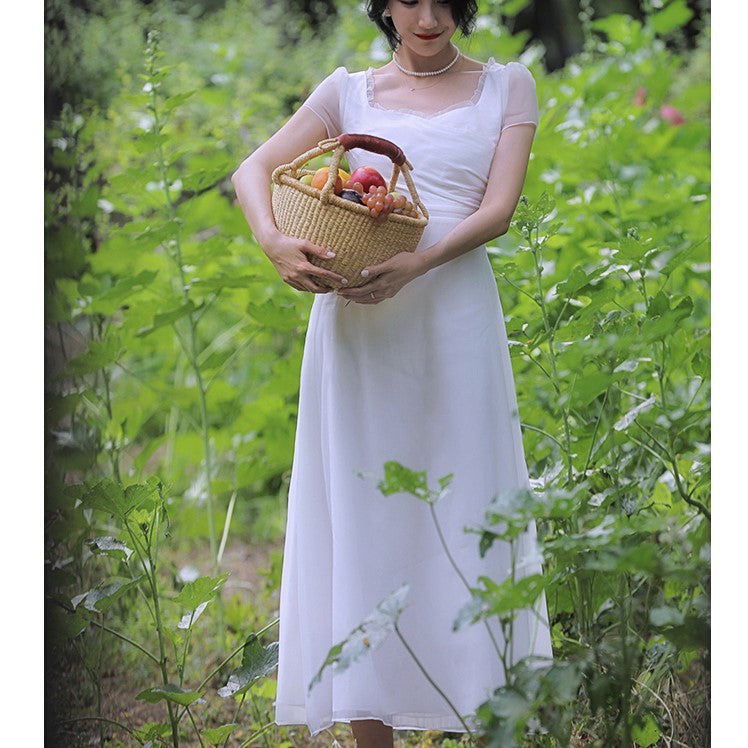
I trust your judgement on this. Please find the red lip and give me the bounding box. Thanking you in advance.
[415,33,441,40]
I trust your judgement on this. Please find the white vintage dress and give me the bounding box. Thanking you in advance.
[273,57,554,737]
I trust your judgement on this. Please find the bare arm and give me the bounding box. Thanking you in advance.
[231,105,349,293]
[337,123,537,303]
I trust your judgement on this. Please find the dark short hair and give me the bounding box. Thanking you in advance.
[366,1,478,51]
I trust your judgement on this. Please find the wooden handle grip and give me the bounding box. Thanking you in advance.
[336,133,406,166]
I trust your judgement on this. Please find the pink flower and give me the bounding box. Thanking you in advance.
[633,87,647,107]
[659,104,685,126]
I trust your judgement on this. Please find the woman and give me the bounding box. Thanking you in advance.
[231,1,553,745]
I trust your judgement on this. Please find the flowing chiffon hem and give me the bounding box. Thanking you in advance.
[274,705,479,737]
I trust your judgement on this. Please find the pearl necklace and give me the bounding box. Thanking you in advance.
[392,46,461,77]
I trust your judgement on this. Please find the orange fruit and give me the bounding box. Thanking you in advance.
[311,167,343,194]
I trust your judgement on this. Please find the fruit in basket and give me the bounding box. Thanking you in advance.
[300,173,314,186]
[345,180,365,195]
[311,167,343,194]
[358,185,420,220]
[340,189,365,205]
[348,166,386,193]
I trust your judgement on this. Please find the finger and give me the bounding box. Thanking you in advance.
[302,241,338,262]
[359,262,386,281]
[338,284,385,301]
[301,262,349,286]
[303,278,332,294]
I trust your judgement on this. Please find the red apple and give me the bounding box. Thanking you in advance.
[348,166,386,194]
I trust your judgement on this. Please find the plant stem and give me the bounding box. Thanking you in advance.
[55,716,144,744]
[249,691,273,748]
[186,706,207,748]
[527,224,574,485]
[583,386,610,473]
[146,42,223,643]
[237,721,276,748]
[521,422,566,451]
[429,502,502,659]
[177,619,280,724]
[89,619,160,665]
[633,421,711,519]
[394,622,474,737]
[127,507,180,747]
[225,693,247,748]
[619,574,632,747]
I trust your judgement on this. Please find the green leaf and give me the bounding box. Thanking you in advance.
[658,615,710,649]
[614,395,656,431]
[454,574,546,628]
[591,13,643,45]
[190,273,263,292]
[500,0,532,18]
[487,686,532,726]
[632,713,662,746]
[47,605,91,645]
[217,635,280,698]
[660,238,707,277]
[72,576,144,613]
[86,536,134,561]
[652,0,694,35]
[455,575,548,632]
[572,371,610,407]
[647,289,670,318]
[135,300,196,337]
[649,605,685,627]
[246,301,301,331]
[134,722,172,742]
[201,724,239,746]
[65,337,123,377]
[614,233,653,262]
[452,593,490,631]
[163,90,196,113]
[640,296,693,342]
[80,476,160,520]
[376,462,429,501]
[174,573,230,610]
[136,684,204,707]
[89,270,158,315]
[542,661,582,703]
[308,584,409,693]
[556,266,593,297]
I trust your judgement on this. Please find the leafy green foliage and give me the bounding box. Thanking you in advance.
[217,633,280,698]
[136,684,205,706]
[308,583,410,692]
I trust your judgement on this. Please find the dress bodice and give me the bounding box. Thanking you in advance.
[302,59,539,221]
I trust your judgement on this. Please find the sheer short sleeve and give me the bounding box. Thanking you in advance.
[501,62,539,132]
[300,66,348,138]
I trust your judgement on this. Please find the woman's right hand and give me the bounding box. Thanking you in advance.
[262,232,348,293]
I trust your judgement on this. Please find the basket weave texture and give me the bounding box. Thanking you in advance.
[271,135,428,289]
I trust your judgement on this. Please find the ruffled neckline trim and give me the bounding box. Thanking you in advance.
[363,56,498,120]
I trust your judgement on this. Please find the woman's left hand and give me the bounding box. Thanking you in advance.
[336,251,428,304]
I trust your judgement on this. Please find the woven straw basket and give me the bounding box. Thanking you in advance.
[271,133,429,289]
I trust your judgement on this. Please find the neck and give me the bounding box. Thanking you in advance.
[393,42,458,74]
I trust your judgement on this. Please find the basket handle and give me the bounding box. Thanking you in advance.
[337,133,406,166]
